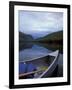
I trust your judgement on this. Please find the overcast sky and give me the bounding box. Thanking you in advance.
[19,11,63,38]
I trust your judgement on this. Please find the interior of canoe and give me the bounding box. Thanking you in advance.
[19,55,55,79]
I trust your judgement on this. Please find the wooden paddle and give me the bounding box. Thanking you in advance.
[19,67,47,78]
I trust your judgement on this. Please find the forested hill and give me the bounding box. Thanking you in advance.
[19,31,33,42]
[36,31,63,43]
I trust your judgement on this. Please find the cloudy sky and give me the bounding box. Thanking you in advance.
[19,11,63,39]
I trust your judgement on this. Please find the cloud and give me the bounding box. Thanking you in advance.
[19,11,63,38]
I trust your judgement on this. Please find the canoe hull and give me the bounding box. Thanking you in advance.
[19,50,59,79]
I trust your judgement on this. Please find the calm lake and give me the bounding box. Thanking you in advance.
[19,43,63,77]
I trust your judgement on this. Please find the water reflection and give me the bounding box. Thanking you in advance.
[19,44,52,62]
[19,42,33,51]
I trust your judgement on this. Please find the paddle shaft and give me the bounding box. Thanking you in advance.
[19,69,45,78]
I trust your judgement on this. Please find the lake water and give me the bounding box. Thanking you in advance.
[19,45,52,62]
[19,44,63,77]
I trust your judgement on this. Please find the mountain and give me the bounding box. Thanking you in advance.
[19,31,34,50]
[36,31,63,43]
[19,31,33,42]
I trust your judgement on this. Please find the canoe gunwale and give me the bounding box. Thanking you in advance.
[19,50,59,63]
[39,50,59,78]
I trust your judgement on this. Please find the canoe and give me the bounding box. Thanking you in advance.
[19,50,59,79]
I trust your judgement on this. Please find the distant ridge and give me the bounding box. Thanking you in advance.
[36,31,63,43]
